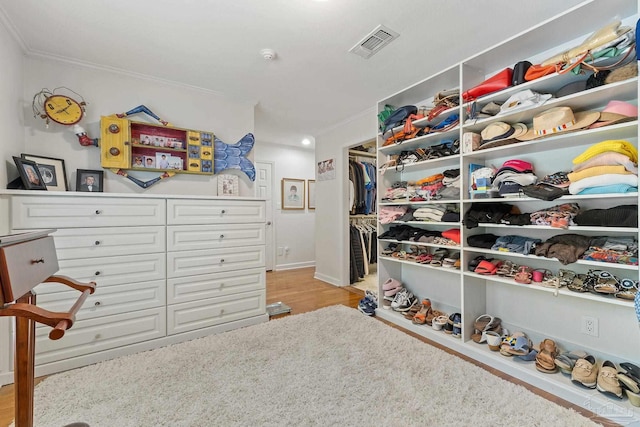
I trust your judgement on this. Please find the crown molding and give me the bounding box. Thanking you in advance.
[25,49,259,106]
[315,105,376,138]
[0,4,29,52]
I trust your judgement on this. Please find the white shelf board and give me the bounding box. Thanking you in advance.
[476,223,638,233]
[380,155,460,173]
[462,193,638,203]
[379,126,460,153]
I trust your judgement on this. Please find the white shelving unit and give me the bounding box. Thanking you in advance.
[375,1,640,423]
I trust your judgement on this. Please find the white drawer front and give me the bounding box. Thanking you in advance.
[33,253,166,291]
[50,226,165,260]
[167,199,265,225]
[167,290,265,335]
[34,307,166,365]
[167,246,264,278]
[11,196,165,228]
[167,268,265,304]
[167,224,264,251]
[35,280,165,321]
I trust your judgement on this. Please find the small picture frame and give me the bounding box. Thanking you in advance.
[132,155,145,168]
[307,179,316,210]
[282,178,305,210]
[20,153,68,191]
[12,156,47,190]
[218,174,239,197]
[156,152,171,169]
[144,156,156,168]
[76,169,104,192]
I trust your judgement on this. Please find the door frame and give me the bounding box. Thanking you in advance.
[255,161,275,271]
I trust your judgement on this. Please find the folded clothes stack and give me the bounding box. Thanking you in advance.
[490,159,537,197]
[529,203,581,228]
[413,204,448,222]
[569,139,638,195]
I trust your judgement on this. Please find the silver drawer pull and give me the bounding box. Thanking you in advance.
[220,234,225,239]
[94,301,101,306]
[95,210,102,215]
[31,258,45,264]
[221,209,226,214]
[95,271,101,276]
[220,259,225,263]
[95,241,101,246]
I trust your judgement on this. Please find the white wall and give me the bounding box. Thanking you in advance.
[22,56,256,197]
[0,18,25,234]
[313,109,376,285]
[255,142,315,270]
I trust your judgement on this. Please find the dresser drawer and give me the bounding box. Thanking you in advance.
[35,280,165,321]
[48,226,166,260]
[32,253,166,292]
[34,307,166,365]
[167,246,264,278]
[0,236,58,302]
[167,290,265,335]
[167,268,264,304]
[167,199,265,225]
[11,196,165,228]
[167,224,264,251]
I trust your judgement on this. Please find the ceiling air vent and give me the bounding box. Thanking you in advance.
[349,25,399,59]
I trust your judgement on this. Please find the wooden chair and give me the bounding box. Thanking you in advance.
[0,230,96,427]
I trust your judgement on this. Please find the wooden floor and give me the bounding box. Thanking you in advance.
[0,267,617,427]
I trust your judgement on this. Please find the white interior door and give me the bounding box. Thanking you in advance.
[255,161,275,271]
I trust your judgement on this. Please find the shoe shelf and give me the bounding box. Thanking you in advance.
[379,126,460,154]
[463,271,636,308]
[375,308,465,345]
[463,338,640,422]
[379,256,461,273]
[375,1,639,422]
[475,223,639,233]
[461,120,638,161]
[379,239,461,250]
[381,155,460,173]
[464,247,639,272]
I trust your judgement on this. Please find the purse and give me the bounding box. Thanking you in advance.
[512,61,532,85]
[522,184,567,201]
[462,68,513,102]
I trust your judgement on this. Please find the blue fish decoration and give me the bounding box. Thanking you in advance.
[214,133,256,181]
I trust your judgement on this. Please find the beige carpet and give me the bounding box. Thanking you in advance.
[21,305,600,426]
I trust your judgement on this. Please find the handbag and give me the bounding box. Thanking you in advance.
[522,184,567,201]
[512,61,532,85]
[462,68,513,102]
[381,105,417,134]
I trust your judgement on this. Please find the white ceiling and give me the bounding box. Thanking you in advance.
[0,0,584,148]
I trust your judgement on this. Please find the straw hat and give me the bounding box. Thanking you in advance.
[589,100,638,129]
[479,121,527,149]
[516,106,600,141]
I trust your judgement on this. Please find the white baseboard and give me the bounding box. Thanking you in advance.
[313,272,345,287]
[275,261,315,271]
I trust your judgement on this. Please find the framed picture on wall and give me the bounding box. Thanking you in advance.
[281,178,305,210]
[218,174,239,197]
[76,169,104,192]
[307,179,316,210]
[12,156,47,190]
[20,153,68,191]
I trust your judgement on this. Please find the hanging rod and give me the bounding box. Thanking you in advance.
[348,150,376,159]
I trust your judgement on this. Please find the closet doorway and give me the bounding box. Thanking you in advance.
[347,140,377,293]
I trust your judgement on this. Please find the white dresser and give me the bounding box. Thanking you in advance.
[0,192,267,384]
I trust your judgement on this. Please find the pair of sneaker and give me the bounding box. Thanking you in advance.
[390,288,417,312]
[358,290,377,316]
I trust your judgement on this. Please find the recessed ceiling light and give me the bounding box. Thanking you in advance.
[302,138,311,145]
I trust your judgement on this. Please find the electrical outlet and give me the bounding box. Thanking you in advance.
[581,316,599,337]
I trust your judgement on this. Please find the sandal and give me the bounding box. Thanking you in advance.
[430,249,449,267]
[381,243,399,255]
[535,338,559,373]
[555,350,588,375]
[412,299,432,324]
[514,266,532,284]
[567,274,589,292]
[557,269,577,287]
[442,252,461,268]
[496,260,517,277]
